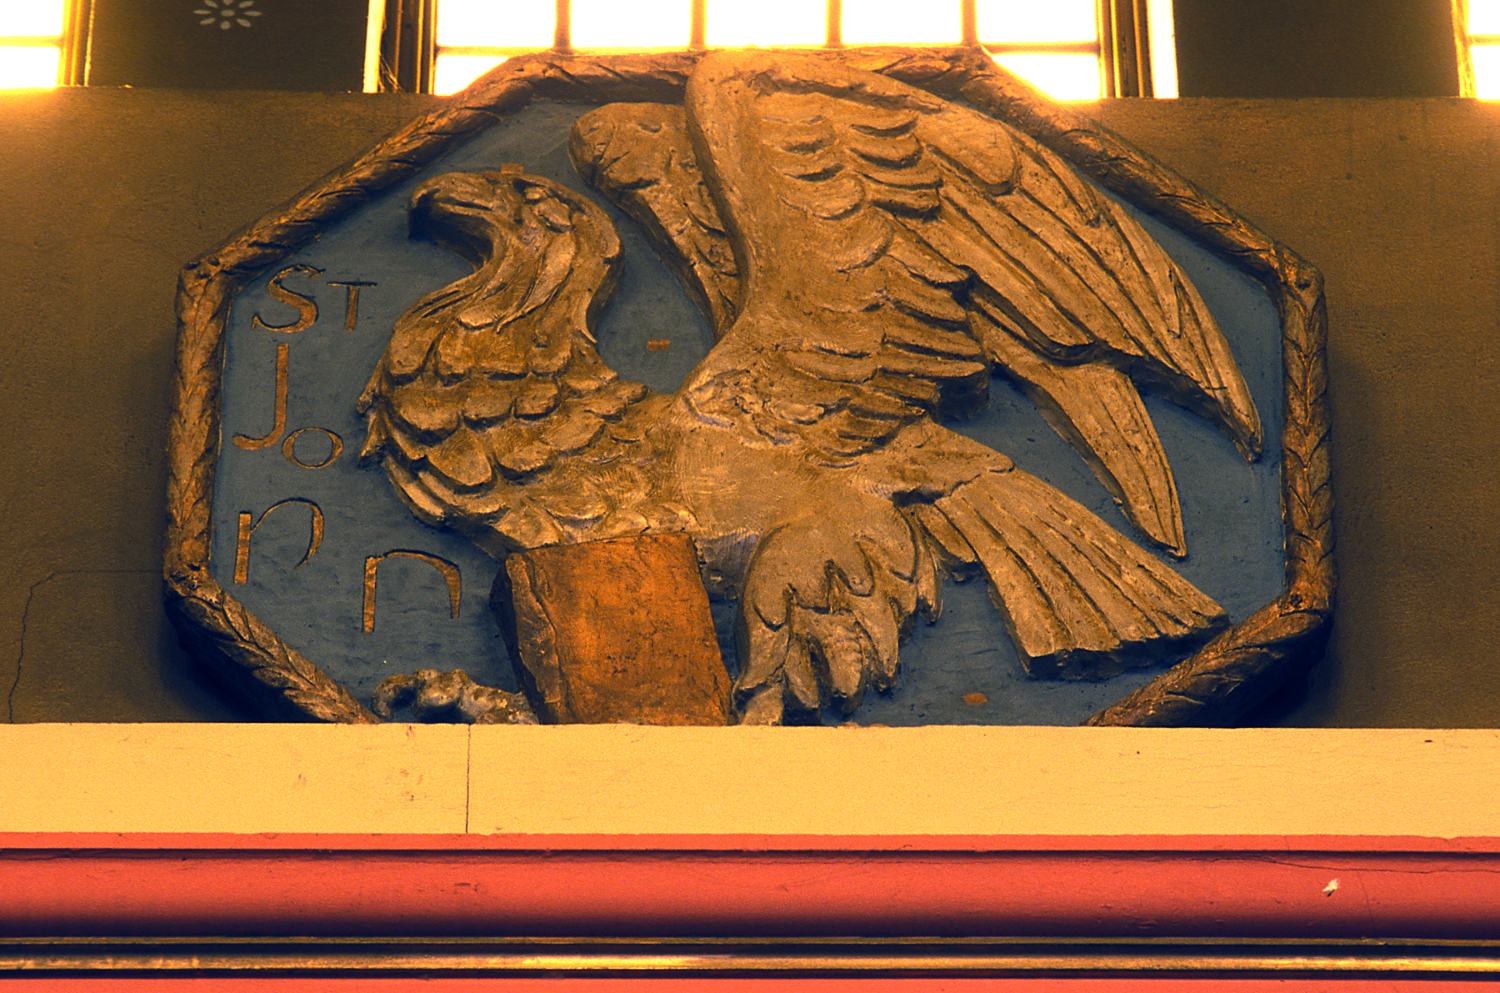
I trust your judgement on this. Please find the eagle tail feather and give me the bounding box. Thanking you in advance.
[924,466,1227,681]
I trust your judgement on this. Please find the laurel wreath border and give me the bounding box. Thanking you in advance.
[162,47,1333,726]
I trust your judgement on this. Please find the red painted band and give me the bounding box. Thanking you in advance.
[3,837,1499,939]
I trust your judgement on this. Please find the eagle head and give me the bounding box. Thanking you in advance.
[358,170,632,540]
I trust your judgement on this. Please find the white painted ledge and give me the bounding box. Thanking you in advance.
[0,724,1495,838]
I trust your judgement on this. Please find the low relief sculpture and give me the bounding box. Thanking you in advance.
[165,47,1334,726]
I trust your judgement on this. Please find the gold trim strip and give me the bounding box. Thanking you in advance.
[7,939,1500,976]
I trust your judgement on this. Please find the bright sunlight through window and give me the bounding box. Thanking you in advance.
[0,3,66,89]
[992,53,1103,101]
[841,0,962,45]
[433,0,1109,100]
[704,0,824,48]
[977,0,1096,43]
[1472,0,1500,96]
[572,0,691,49]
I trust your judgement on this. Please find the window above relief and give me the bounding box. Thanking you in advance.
[0,3,67,88]
[0,0,1179,98]
[431,0,1180,100]
[1466,0,1500,96]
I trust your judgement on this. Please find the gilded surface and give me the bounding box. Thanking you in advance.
[491,533,732,725]
[164,46,1334,726]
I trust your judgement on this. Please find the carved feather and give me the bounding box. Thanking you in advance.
[680,51,1261,558]
[358,172,667,556]
[570,103,741,336]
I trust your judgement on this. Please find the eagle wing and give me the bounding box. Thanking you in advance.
[573,51,1262,558]
[570,103,741,338]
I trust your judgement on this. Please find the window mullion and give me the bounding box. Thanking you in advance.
[62,0,90,86]
[1099,0,1151,97]
[555,0,571,50]
[690,0,705,48]
[960,0,977,46]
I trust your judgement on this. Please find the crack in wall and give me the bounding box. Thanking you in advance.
[7,572,54,724]
[6,568,154,723]
[1235,853,1500,877]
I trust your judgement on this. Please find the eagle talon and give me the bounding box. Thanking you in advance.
[732,514,914,723]
[372,668,539,725]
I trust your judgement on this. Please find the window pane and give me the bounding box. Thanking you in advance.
[435,54,507,95]
[842,0,960,45]
[1475,44,1500,97]
[1472,0,1500,36]
[1145,0,1177,97]
[0,3,65,37]
[993,52,1100,99]
[707,0,824,46]
[976,0,1094,43]
[0,46,59,89]
[572,0,690,48]
[438,1,554,49]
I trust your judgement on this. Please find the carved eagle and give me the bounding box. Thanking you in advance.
[358,50,1262,724]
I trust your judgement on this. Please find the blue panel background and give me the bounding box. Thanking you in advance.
[210,101,1284,725]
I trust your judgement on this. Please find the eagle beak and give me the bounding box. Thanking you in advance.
[409,175,502,239]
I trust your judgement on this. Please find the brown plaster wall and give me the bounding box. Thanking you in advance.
[1172,0,1462,97]
[0,88,437,722]
[1091,97,1500,726]
[84,0,370,91]
[0,87,1495,726]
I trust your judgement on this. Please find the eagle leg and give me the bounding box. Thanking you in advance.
[730,502,942,725]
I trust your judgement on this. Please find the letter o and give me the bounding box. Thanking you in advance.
[282,427,344,469]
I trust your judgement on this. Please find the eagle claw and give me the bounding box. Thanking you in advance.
[733,510,929,724]
[372,668,539,724]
